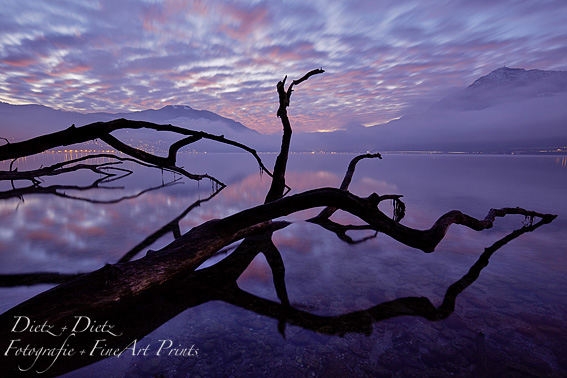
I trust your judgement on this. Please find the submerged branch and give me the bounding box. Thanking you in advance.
[0,209,553,377]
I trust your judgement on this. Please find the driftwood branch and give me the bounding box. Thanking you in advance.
[0,187,555,326]
[0,212,553,377]
[118,185,223,263]
[0,69,558,378]
[266,69,324,203]
[0,119,273,186]
[314,152,383,220]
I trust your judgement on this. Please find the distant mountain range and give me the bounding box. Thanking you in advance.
[0,102,263,152]
[1,67,566,153]
[294,67,567,152]
[434,67,567,111]
[0,103,256,138]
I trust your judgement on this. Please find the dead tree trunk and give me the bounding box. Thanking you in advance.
[0,205,554,377]
[265,69,324,202]
[0,69,557,377]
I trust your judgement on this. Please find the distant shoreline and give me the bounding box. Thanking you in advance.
[26,148,567,156]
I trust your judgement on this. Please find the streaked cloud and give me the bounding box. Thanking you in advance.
[1,0,566,134]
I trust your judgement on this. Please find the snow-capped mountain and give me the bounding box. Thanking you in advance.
[292,67,567,152]
[2,67,566,153]
[468,67,567,90]
[435,67,567,111]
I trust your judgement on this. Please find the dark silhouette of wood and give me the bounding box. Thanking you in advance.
[0,186,555,324]
[0,69,558,377]
[0,69,556,318]
[0,170,180,204]
[0,118,274,187]
[265,69,324,203]
[0,213,552,377]
[117,185,224,263]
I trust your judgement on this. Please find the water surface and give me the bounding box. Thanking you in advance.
[1,153,565,377]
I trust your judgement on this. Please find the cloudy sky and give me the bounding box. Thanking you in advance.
[1,0,566,134]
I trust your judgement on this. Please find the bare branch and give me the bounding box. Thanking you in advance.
[314,152,383,220]
[0,212,552,377]
[118,185,224,263]
[0,119,273,185]
[267,69,324,203]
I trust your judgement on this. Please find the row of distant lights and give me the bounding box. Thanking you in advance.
[47,150,117,153]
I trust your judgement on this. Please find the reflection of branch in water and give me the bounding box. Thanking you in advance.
[0,166,127,201]
[118,185,224,262]
[0,215,553,377]
[0,186,225,287]
[1,154,137,184]
[435,215,552,318]
[0,171,181,204]
[307,217,378,244]
[222,215,555,336]
[201,224,292,335]
[0,153,196,201]
[1,153,201,205]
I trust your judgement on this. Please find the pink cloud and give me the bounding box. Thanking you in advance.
[2,57,39,68]
[217,3,271,41]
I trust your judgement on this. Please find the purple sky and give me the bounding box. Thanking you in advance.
[1,0,566,134]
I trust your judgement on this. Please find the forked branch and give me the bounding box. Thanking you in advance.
[0,119,274,187]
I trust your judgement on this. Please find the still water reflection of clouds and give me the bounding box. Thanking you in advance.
[1,153,566,377]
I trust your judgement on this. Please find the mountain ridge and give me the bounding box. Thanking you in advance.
[292,66,567,153]
[431,66,567,112]
[0,102,259,143]
[1,66,566,153]
[468,66,567,90]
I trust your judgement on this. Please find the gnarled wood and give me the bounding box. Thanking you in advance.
[313,152,383,220]
[0,68,558,378]
[0,212,553,377]
[266,69,324,203]
[0,118,273,187]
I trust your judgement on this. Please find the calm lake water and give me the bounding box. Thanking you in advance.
[1,153,566,377]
